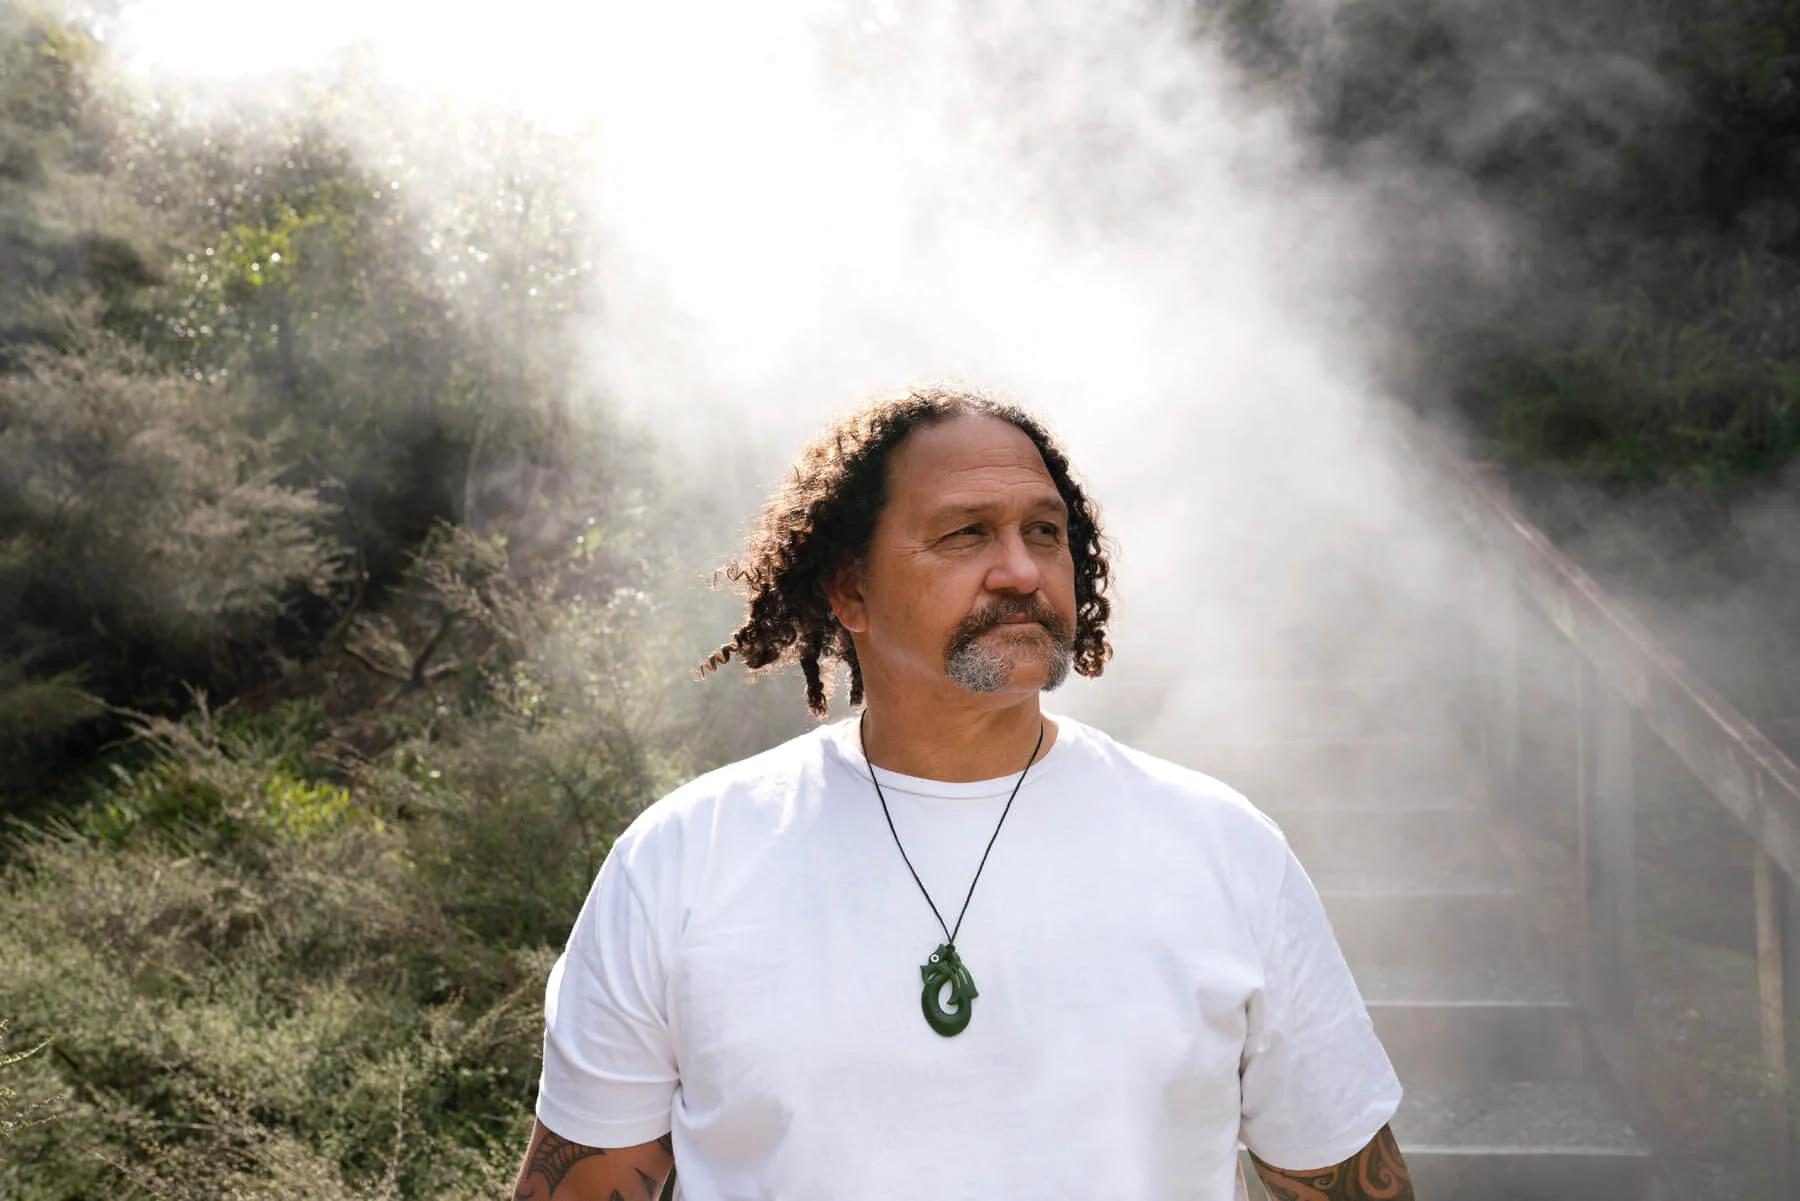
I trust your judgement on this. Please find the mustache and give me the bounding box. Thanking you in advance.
[950,597,1075,645]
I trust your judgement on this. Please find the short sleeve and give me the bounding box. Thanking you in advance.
[535,841,678,1147]
[1238,839,1403,1170]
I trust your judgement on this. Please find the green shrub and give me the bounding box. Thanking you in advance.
[0,800,544,1198]
[0,513,720,1197]
[0,326,349,807]
[76,694,358,852]
[0,1016,57,1142]
[1469,309,1800,487]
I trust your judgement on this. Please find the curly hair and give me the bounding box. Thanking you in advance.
[699,386,1114,717]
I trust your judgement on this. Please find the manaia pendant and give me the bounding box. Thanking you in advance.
[919,941,980,1037]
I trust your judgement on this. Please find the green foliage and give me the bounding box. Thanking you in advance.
[1468,302,1800,487]
[0,482,722,1194]
[0,537,700,1192]
[1217,0,1800,499]
[0,325,348,801]
[0,19,719,1190]
[0,331,345,642]
[76,695,359,850]
[0,664,104,739]
[339,521,530,704]
[0,1017,58,1142]
[0,8,152,361]
[97,77,611,591]
[0,4,819,1198]
[5,740,624,1196]
[381,588,690,949]
[0,5,660,813]
[0,815,539,1199]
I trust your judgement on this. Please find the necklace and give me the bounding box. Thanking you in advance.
[859,715,1046,1037]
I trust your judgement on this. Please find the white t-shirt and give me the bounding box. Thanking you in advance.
[536,711,1402,1201]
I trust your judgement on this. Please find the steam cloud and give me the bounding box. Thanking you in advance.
[103,0,1547,728]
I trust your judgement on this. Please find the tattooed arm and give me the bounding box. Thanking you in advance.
[1248,1123,1413,1201]
[510,1118,673,1201]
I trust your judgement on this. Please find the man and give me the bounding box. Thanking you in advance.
[512,388,1411,1201]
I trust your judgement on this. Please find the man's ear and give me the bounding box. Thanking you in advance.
[822,560,870,635]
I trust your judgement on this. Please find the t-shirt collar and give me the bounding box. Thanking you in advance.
[821,711,1073,801]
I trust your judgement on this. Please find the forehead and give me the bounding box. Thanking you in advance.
[883,413,1061,518]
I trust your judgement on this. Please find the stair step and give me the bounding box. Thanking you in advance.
[1397,1080,1651,1152]
[1352,955,1571,1006]
[1161,615,1467,677]
[1100,676,1462,744]
[1322,887,1534,963]
[1307,855,1516,897]
[1277,805,1503,870]
[1395,1081,1654,1201]
[1260,791,1482,815]
[1404,1146,1657,1201]
[1182,736,1474,803]
[1371,1001,1588,1084]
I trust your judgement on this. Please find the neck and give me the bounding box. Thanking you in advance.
[857,695,1057,782]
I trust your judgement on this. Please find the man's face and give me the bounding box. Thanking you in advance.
[828,414,1079,704]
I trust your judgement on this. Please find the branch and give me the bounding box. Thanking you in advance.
[341,643,410,685]
[409,612,457,688]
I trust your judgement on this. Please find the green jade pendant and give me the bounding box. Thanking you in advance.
[920,941,980,1036]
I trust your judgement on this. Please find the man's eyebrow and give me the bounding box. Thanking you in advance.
[925,495,1068,524]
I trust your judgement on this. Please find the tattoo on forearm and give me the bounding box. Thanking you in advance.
[1251,1124,1413,1201]
[648,1133,675,1197]
[516,1129,607,1199]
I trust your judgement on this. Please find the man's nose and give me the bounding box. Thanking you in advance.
[984,527,1042,595]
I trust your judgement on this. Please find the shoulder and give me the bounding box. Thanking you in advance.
[1056,712,1288,846]
[601,720,838,879]
[1055,713,1296,937]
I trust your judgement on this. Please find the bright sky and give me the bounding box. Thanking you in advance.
[105,0,814,127]
[111,1,488,77]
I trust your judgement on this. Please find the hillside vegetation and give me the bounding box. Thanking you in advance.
[0,8,804,1196]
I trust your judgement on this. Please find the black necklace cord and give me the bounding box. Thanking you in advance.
[859,715,1047,946]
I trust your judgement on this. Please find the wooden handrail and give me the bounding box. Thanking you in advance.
[1429,447,1800,886]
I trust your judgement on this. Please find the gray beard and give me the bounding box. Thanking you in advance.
[945,631,1073,693]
